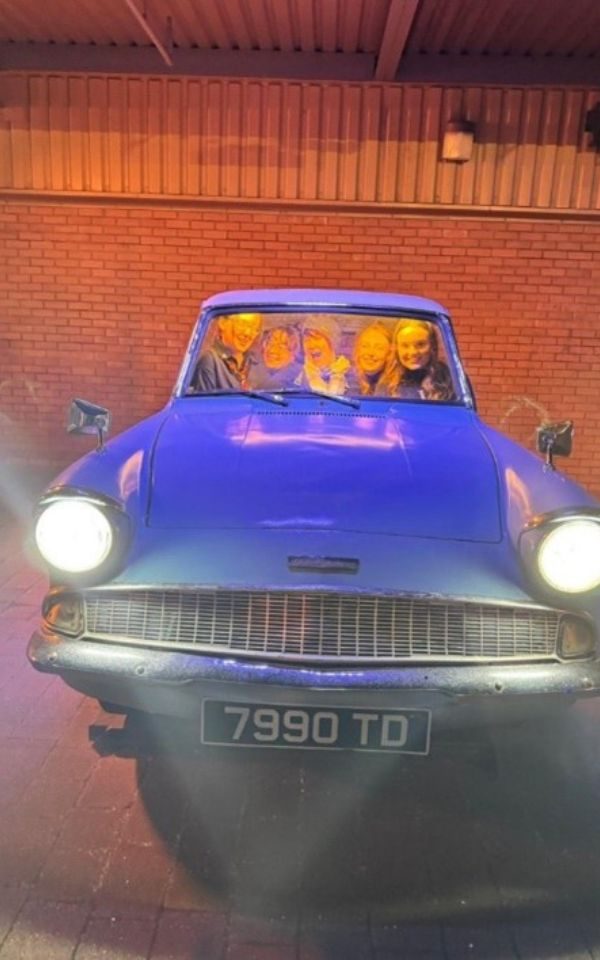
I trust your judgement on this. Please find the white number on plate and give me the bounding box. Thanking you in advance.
[224,705,250,740]
[253,708,280,741]
[225,706,341,745]
[282,710,310,742]
[311,711,339,744]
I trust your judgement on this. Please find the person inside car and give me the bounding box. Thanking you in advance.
[250,325,303,390]
[193,312,262,391]
[384,318,455,401]
[347,321,393,396]
[296,317,350,395]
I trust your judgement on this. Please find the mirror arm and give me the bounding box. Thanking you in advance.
[93,412,110,452]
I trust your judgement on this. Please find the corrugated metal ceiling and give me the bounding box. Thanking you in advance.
[410,0,600,56]
[0,0,598,59]
[0,0,390,52]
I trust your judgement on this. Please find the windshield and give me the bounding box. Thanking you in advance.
[186,310,461,403]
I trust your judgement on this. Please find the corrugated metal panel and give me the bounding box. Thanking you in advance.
[1,73,599,212]
[1,0,599,60]
[408,0,600,57]
[0,0,149,45]
[0,0,389,52]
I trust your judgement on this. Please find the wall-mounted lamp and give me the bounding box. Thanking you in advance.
[584,102,600,150]
[441,119,476,163]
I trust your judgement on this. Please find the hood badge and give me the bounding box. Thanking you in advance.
[288,556,360,574]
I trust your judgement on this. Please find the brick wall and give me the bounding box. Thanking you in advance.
[1,200,599,496]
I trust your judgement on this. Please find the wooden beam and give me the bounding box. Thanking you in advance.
[123,0,173,67]
[0,44,375,80]
[374,0,420,82]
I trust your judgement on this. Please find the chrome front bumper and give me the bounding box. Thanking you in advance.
[28,627,600,722]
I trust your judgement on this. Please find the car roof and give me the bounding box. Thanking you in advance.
[201,288,449,316]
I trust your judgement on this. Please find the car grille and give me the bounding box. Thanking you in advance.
[83,589,561,664]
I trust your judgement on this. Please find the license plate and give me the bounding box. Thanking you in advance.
[201,700,431,755]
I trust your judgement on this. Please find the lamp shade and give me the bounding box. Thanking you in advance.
[441,120,476,162]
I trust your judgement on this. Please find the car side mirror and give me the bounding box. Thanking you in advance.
[536,419,573,469]
[67,398,111,451]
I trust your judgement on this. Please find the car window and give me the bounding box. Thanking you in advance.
[189,311,459,403]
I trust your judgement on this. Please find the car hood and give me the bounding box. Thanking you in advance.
[148,404,502,542]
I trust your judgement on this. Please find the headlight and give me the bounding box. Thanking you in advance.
[35,499,113,573]
[537,519,600,593]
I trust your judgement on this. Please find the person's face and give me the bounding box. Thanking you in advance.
[263,329,293,370]
[396,324,432,370]
[220,314,262,354]
[357,329,390,375]
[303,330,334,369]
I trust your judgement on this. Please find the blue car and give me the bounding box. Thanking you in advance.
[28,289,600,755]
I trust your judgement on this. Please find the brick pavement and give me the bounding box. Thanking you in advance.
[3,474,600,958]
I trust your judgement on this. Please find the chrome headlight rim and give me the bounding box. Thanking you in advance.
[523,506,600,532]
[521,509,600,596]
[34,487,130,583]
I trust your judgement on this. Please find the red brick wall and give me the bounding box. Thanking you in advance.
[2,200,599,496]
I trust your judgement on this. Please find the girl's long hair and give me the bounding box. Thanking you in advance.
[382,319,455,400]
[352,321,393,395]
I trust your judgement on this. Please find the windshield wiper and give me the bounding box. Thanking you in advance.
[184,389,289,406]
[277,389,360,409]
